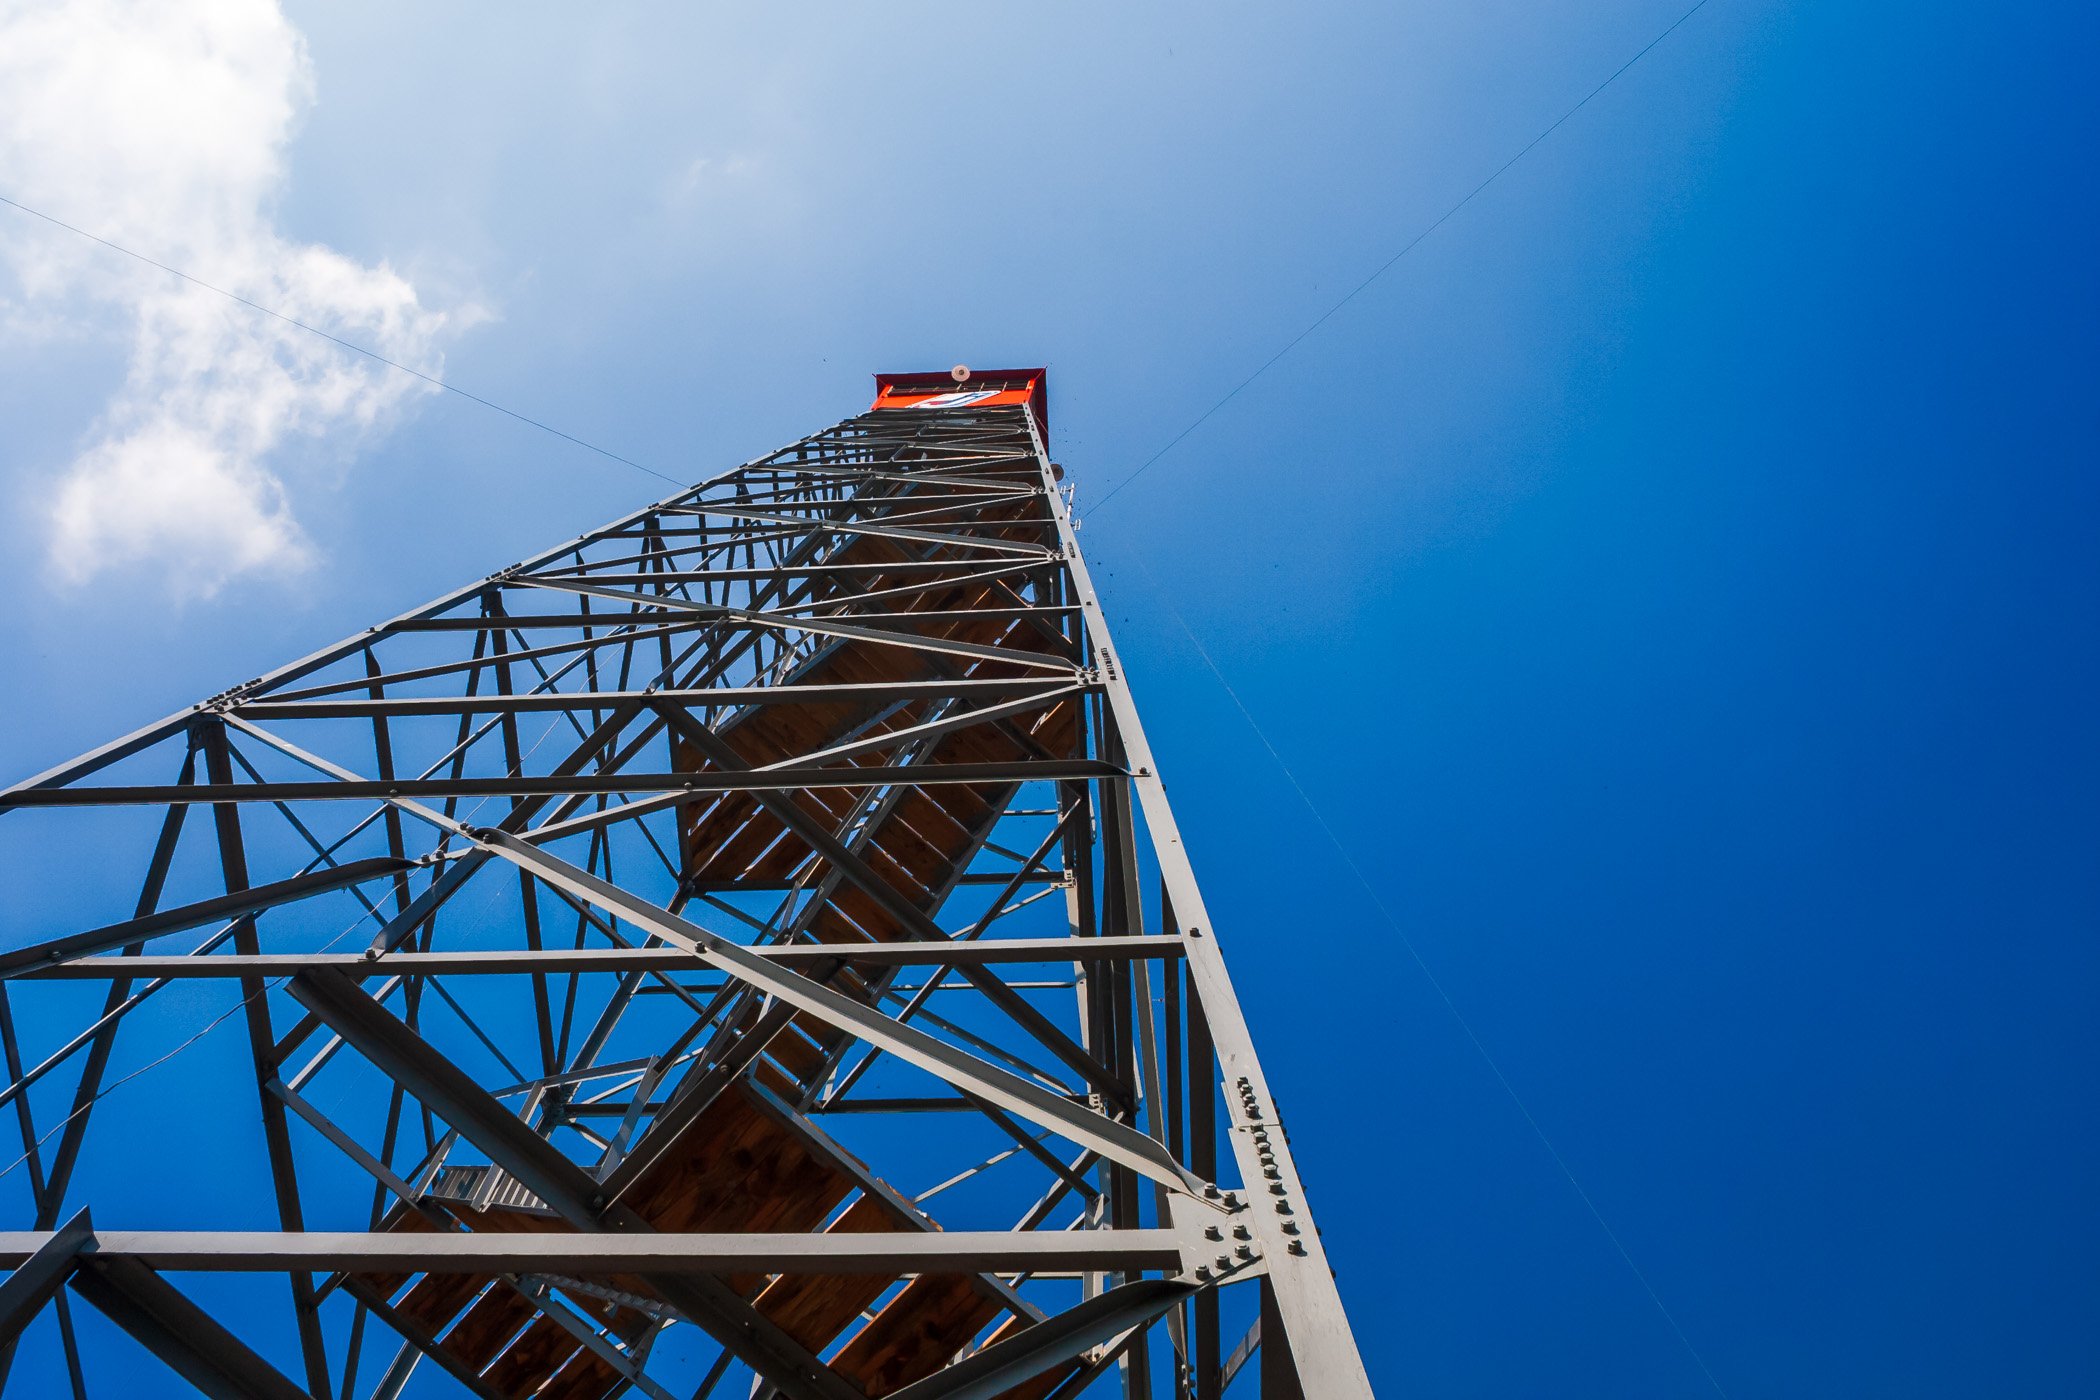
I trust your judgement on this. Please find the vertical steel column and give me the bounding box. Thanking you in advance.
[198,717,332,1400]
[1026,418,1374,1399]
[487,593,560,1076]
[1098,721,1153,1399]
[1162,880,1191,1400]
[1260,1278,1307,1400]
[1187,971,1221,1400]
[0,987,87,1398]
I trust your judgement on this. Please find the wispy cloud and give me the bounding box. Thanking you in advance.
[0,0,459,596]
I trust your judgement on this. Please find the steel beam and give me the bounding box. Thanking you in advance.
[0,1206,92,1344]
[0,857,416,977]
[517,580,1073,669]
[22,936,1181,980]
[475,830,1205,1196]
[1025,413,1374,1397]
[1,759,1122,808]
[0,1230,1184,1275]
[281,968,863,1400]
[234,677,1087,719]
[884,1278,1201,1400]
[67,1253,310,1400]
[285,967,607,1227]
[198,719,333,1399]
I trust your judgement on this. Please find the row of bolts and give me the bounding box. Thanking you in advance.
[1191,1076,1311,1281]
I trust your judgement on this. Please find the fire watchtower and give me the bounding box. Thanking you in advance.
[0,369,1372,1399]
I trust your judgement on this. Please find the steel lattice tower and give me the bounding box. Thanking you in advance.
[0,370,1372,1400]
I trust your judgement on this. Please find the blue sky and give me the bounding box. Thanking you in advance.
[0,1,2094,1395]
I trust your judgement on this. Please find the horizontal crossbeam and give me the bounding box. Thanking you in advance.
[0,857,417,977]
[234,677,1090,720]
[0,760,1124,808]
[18,935,1184,979]
[0,1231,1187,1275]
[68,1253,309,1400]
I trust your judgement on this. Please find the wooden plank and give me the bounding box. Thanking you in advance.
[829,1274,1002,1398]
[480,1313,584,1398]
[977,1313,1084,1400]
[441,1283,537,1372]
[753,1195,904,1352]
[536,1346,624,1400]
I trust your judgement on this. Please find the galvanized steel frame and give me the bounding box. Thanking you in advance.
[0,395,1372,1399]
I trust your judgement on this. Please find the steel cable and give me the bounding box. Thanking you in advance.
[1092,0,1718,512]
[1125,549,1731,1398]
[0,193,682,487]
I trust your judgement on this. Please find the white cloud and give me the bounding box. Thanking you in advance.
[0,0,456,596]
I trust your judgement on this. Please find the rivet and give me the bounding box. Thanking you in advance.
[1232,1225,1251,1241]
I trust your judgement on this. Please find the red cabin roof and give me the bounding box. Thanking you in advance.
[872,367,1047,439]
